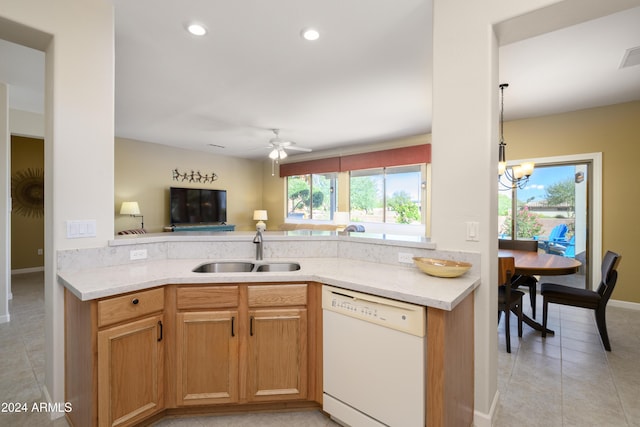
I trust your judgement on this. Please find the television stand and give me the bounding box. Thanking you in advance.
[166,224,236,232]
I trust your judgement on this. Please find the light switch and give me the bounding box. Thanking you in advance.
[66,220,97,239]
[466,221,480,241]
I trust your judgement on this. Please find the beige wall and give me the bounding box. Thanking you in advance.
[115,138,264,233]
[11,136,44,270]
[504,101,640,303]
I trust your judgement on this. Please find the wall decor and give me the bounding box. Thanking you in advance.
[172,168,218,183]
[11,167,45,218]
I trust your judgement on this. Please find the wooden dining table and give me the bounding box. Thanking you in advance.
[499,248,582,335]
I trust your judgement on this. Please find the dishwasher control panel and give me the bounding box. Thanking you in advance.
[322,285,425,336]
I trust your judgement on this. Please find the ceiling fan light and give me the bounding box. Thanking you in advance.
[279,149,288,159]
[301,28,320,41]
[269,149,279,160]
[186,23,207,36]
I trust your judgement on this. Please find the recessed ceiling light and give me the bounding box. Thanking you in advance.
[187,23,207,36]
[301,28,320,41]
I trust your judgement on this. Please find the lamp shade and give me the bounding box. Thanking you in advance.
[120,201,141,215]
[253,210,268,221]
[334,211,350,225]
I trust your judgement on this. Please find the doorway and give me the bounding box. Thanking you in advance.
[499,153,602,291]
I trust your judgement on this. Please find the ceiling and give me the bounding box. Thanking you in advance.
[1,1,639,160]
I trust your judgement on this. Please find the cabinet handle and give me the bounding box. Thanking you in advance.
[157,320,163,342]
[132,298,139,305]
[250,316,254,336]
[231,316,235,337]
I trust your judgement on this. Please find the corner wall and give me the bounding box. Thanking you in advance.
[1,0,115,411]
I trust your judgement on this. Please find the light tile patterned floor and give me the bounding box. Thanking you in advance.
[1,272,639,426]
[495,286,640,427]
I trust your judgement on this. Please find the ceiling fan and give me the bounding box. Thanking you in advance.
[267,129,312,161]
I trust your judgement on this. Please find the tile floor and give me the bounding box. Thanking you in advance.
[1,272,639,427]
[495,279,640,426]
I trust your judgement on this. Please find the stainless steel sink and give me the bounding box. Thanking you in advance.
[192,262,255,273]
[255,262,301,272]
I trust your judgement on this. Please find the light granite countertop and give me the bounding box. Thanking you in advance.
[58,257,479,311]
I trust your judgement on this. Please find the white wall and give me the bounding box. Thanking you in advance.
[10,109,44,137]
[0,0,114,413]
[431,0,640,424]
[0,83,10,323]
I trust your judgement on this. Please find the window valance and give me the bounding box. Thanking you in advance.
[279,144,430,177]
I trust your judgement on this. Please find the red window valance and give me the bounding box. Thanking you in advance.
[339,145,430,171]
[279,144,431,177]
[279,157,340,177]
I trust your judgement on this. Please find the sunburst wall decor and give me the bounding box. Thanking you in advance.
[11,168,45,218]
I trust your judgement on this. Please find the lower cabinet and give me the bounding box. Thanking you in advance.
[65,287,165,427]
[97,314,165,427]
[176,310,239,405]
[175,283,309,406]
[65,282,321,427]
[247,307,308,401]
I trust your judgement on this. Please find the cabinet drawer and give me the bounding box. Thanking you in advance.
[248,284,307,307]
[177,285,239,310]
[97,287,165,328]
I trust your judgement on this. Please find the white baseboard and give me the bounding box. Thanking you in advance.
[0,313,10,324]
[473,389,499,427]
[609,299,640,311]
[40,386,66,420]
[11,266,44,275]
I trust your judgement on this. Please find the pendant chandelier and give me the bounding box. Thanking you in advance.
[498,83,534,190]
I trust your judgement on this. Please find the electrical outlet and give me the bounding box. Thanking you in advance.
[130,249,148,260]
[398,252,414,264]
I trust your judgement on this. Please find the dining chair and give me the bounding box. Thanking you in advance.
[498,239,539,318]
[498,256,524,353]
[541,250,621,351]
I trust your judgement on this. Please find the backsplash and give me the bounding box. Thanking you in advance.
[57,232,479,275]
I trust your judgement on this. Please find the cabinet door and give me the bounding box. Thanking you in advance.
[246,308,308,401]
[98,314,164,427]
[176,311,239,405]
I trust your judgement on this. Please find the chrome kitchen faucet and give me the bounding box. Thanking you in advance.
[253,230,263,260]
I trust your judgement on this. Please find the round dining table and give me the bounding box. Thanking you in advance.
[498,248,581,276]
[498,249,582,335]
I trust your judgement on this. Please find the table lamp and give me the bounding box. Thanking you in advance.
[253,210,268,232]
[334,211,350,232]
[120,201,144,229]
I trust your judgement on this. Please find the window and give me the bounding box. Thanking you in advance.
[349,165,423,224]
[287,173,338,220]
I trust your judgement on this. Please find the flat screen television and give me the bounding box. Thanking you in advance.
[170,187,227,225]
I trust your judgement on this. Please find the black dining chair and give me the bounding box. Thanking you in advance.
[498,239,539,318]
[541,250,621,351]
[498,256,524,353]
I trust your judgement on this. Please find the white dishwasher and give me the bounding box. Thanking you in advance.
[322,285,426,427]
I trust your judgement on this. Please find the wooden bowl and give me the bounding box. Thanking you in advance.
[412,257,472,278]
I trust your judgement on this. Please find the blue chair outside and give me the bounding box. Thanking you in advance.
[538,224,569,253]
[549,236,576,258]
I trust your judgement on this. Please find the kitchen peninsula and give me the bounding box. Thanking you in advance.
[59,231,480,427]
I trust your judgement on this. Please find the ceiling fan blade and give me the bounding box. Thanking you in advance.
[286,146,312,152]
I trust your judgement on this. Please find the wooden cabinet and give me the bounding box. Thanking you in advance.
[98,314,164,427]
[65,282,321,427]
[246,285,308,402]
[175,285,240,406]
[65,287,165,427]
[174,283,309,406]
